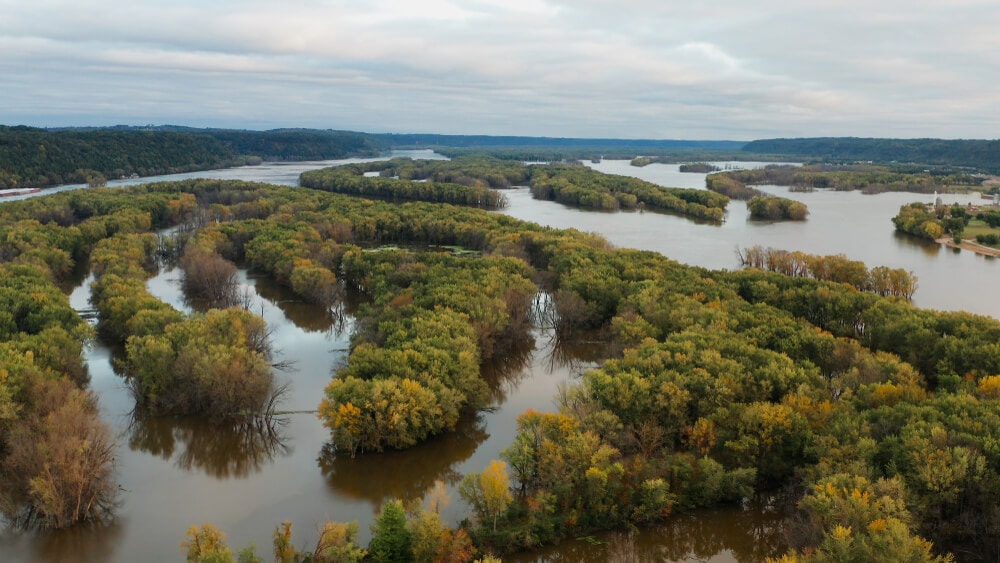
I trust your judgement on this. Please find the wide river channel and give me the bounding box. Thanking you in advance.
[1,150,995,562]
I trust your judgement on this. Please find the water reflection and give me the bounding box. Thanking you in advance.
[509,498,788,562]
[57,258,93,295]
[125,410,292,479]
[319,415,488,506]
[543,328,612,374]
[250,274,359,335]
[482,332,535,405]
[9,156,829,562]
[0,519,125,563]
[891,230,942,258]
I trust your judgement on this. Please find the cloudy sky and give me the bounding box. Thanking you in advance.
[2,0,998,139]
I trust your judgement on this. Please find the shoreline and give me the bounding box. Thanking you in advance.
[936,236,1000,257]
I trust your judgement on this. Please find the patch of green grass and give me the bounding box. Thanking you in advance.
[964,220,999,237]
[964,220,1000,247]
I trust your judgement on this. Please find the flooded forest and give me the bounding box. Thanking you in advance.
[2,155,1000,563]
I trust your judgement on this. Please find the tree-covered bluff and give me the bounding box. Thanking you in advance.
[0,126,381,190]
[743,137,1000,173]
[3,179,1000,560]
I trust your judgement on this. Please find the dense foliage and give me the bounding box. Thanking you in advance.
[319,239,536,452]
[116,178,994,560]
[0,215,124,527]
[975,232,1000,247]
[630,158,721,172]
[737,246,917,299]
[300,158,509,209]
[705,172,767,200]
[336,156,531,188]
[7,172,1000,560]
[678,162,722,173]
[0,126,380,189]
[302,156,730,221]
[893,203,947,240]
[377,133,745,152]
[710,164,981,198]
[743,137,1000,173]
[892,203,976,241]
[747,196,809,221]
[530,164,729,220]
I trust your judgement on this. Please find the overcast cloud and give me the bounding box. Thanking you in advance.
[1,0,998,139]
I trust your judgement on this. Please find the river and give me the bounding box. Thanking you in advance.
[0,153,995,562]
[503,159,997,318]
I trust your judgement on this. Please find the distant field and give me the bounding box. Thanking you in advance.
[964,219,1000,247]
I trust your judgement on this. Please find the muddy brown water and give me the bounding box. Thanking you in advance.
[2,154,996,562]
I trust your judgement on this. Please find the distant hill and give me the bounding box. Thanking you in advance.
[744,137,1000,172]
[0,126,381,189]
[18,126,1000,191]
[375,133,746,152]
[0,126,756,189]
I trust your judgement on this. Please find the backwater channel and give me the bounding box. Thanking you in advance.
[1,151,995,562]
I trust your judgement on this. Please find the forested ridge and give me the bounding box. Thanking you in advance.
[375,133,745,151]
[2,175,1000,561]
[10,125,1000,195]
[0,126,380,189]
[744,137,1000,172]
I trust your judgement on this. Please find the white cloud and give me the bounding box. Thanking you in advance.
[0,0,998,138]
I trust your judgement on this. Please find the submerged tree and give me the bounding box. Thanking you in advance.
[1,376,117,529]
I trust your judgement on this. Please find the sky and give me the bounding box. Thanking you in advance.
[2,0,999,140]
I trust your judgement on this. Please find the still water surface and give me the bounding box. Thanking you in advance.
[1,153,995,562]
[504,159,997,318]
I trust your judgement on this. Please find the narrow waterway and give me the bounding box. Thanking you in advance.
[2,154,996,562]
[0,258,600,562]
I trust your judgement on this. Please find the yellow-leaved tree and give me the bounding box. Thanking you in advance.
[460,460,513,532]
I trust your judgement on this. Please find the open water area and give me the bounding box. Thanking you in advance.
[1,152,995,562]
[505,159,997,318]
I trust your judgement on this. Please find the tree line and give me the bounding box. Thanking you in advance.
[99,182,1000,559]
[0,189,205,528]
[0,126,380,190]
[743,137,1000,173]
[300,160,510,209]
[708,164,981,198]
[737,245,917,299]
[747,196,809,221]
[301,156,731,221]
[630,158,720,172]
[129,179,1000,560]
[338,156,531,188]
[529,163,729,220]
[892,202,975,242]
[6,177,1000,559]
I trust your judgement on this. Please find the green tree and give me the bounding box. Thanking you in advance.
[369,499,413,562]
[772,474,954,562]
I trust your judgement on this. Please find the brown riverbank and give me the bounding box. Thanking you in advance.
[937,236,1000,257]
